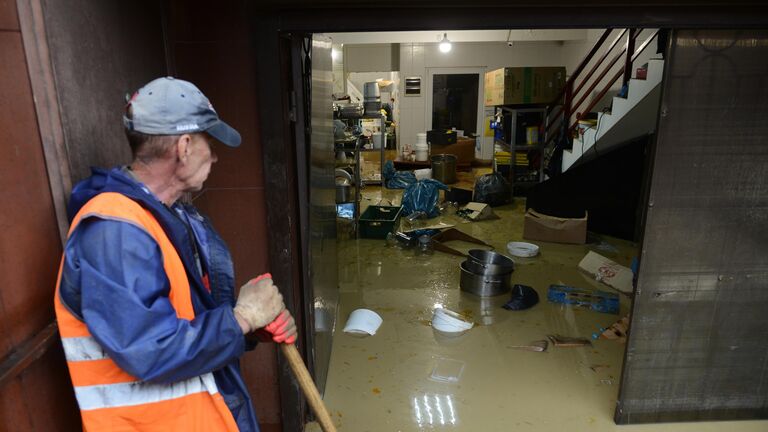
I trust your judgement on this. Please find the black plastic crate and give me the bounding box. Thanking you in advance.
[359,205,403,239]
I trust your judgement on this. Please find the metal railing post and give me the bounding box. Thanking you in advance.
[623,29,637,88]
[563,80,573,135]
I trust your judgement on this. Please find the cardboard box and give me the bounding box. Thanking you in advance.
[578,251,634,295]
[523,209,587,244]
[461,202,496,221]
[431,137,475,166]
[484,67,566,106]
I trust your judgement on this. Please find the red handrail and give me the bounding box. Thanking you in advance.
[567,29,660,135]
[570,29,629,105]
[544,28,659,149]
[546,29,612,117]
[569,30,642,125]
[545,29,613,137]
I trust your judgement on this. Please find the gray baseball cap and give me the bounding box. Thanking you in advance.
[123,77,241,147]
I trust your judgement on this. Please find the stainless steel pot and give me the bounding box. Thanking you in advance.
[465,249,514,276]
[335,169,354,203]
[459,262,511,297]
[431,154,457,184]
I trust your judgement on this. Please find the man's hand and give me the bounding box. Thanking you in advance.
[265,310,298,344]
[233,274,284,334]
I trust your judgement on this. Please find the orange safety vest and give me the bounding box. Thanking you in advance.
[54,192,240,431]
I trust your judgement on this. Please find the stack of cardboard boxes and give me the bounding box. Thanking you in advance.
[484,67,566,106]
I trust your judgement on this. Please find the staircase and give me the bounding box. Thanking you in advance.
[542,29,663,176]
[562,58,664,171]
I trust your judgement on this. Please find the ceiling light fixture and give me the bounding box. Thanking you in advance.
[439,33,452,53]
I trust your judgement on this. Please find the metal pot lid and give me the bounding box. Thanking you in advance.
[335,177,352,186]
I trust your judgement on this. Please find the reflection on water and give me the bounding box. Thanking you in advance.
[413,393,459,428]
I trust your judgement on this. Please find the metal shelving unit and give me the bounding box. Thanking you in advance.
[359,113,386,185]
[492,106,549,195]
[334,113,386,234]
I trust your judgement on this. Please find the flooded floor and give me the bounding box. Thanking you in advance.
[307,184,767,432]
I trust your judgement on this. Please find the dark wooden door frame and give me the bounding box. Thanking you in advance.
[0,0,73,391]
[253,3,768,430]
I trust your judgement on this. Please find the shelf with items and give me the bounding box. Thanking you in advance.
[359,113,387,185]
[334,113,387,176]
[333,113,387,236]
[490,105,549,195]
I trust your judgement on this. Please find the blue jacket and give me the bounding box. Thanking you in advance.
[59,167,259,431]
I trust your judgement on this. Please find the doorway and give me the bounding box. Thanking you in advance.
[304,27,661,431]
[425,67,484,137]
[254,13,768,430]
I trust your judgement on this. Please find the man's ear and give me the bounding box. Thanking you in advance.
[176,134,193,162]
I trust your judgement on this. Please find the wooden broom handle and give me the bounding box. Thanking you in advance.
[280,343,337,432]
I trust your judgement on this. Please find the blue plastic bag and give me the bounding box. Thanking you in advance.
[383,160,417,189]
[402,179,448,218]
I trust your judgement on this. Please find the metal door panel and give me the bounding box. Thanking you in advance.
[617,29,768,423]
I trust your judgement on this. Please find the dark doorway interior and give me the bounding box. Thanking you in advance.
[431,73,478,134]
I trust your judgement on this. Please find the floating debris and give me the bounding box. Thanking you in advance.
[547,334,592,347]
[508,340,548,352]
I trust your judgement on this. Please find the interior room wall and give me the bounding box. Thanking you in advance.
[398,41,564,147]
[337,31,661,149]
[332,43,344,95]
[343,43,398,73]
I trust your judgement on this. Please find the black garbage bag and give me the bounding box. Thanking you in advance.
[473,172,511,206]
[402,179,449,218]
[502,284,539,311]
[383,160,417,189]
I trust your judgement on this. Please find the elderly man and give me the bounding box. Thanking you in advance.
[54,77,295,431]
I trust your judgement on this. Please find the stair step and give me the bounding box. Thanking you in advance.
[646,59,665,84]
[627,78,652,105]
[563,59,664,173]
[611,96,631,117]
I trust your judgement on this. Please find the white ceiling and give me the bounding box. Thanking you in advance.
[327,29,589,45]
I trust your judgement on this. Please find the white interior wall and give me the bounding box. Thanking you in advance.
[343,44,397,73]
[331,44,344,95]
[332,30,661,149]
[398,41,564,147]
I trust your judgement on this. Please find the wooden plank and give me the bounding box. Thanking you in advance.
[0,323,57,389]
[16,0,71,244]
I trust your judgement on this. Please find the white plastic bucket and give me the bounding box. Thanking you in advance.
[414,141,429,161]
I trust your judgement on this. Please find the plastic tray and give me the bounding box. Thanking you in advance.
[359,205,403,239]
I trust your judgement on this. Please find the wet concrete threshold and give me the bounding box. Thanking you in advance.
[307,187,767,432]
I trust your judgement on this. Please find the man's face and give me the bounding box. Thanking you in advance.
[179,133,218,192]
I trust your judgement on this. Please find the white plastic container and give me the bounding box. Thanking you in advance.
[414,132,429,161]
[414,144,428,161]
[343,309,383,336]
[432,307,473,334]
[372,132,383,149]
[414,168,432,180]
[507,242,540,258]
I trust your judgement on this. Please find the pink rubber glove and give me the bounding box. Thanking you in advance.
[248,273,273,284]
[265,310,297,344]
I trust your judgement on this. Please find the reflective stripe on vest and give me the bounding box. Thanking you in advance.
[54,192,239,431]
[74,372,218,410]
